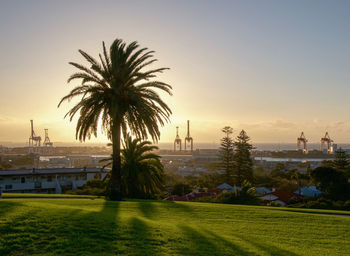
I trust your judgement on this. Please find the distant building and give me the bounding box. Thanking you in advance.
[255,187,271,195]
[294,186,322,197]
[0,168,108,194]
[262,190,303,206]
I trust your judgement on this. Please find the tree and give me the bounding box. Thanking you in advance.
[121,136,165,198]
[218,126,235,184]
[233,130,254,186]
[311,166,350,200]
[333,147,349,170]
[59,39,172,200]
[172,183,192,196]
[101,135,165,198]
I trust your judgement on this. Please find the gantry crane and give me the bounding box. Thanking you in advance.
[28,120,41,153]
[174,126,182,151]
[43,129,53,147]
[297,132,308,153]
[321,132,333,154]
[184,120,193,152]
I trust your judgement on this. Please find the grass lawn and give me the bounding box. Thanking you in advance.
[0,196,349,255]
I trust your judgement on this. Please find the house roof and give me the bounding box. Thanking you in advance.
[217,183,234,190]
[256,187,272,195]
[264,190,303,203]
[0,168,109,177]
[294,186,322,197]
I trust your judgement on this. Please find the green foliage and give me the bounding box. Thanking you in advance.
[214,181,261,205]
[1,198,350,255]
[311,166,350,200]
[233,130,254,185]
[172,183,192,196]
[68,178,107,196]
[333,147,349,170]
[121,136,165,199]
[58,38,172,200]
[102,136,165,199]
[289,196,350,210]
[218,126,235,184]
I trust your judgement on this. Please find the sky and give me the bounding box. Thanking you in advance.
[1,0,350,146]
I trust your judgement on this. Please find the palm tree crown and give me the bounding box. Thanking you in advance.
[59,38,172,200]
[59,39,172,141]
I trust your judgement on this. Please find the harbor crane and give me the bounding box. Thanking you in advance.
[184,120,193,152]
[174,126,182,151]
[321,132,333,154]
[43,129,53,147]
[297,132,308,153]
[29,120,41,153]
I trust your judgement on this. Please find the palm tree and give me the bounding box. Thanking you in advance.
[122,135,164,198]
[100,136,164,198]
[58,39,172,200]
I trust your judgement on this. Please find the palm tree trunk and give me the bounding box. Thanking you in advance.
[109,120,122,201]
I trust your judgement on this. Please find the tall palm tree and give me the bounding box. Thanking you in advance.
[58,39,172,200]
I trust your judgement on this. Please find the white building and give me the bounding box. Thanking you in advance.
[0,168,108,194]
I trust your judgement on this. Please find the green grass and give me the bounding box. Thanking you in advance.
[0,197,349,255]
[2,193,99,199]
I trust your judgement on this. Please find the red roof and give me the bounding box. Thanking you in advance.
[265,190,303,203]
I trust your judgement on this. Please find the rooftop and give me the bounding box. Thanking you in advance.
[0,168,108,176]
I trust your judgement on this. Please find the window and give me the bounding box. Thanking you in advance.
[21,177,25,183]
[34,182,42,189]
[5,185,12,189]
[47,176,52,182]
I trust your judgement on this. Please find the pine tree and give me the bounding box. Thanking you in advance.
[333,147,349,170]
[233,130,254,186]
[218,126,235,185]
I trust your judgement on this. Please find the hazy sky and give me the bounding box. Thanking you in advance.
[1,0,350,145]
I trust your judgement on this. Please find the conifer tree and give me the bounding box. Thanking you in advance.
[333,147,349,170]
[219,126,235,184]
[233,130,254,186]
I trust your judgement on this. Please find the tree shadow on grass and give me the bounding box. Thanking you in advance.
[232,233,300,256]
[115,216,166,255]
[0,199,121,256]
[136,200,195,220]
[177,225,253,256]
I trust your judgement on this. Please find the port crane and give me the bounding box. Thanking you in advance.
[29,120,41,153]
[174,126,182,151]
[184,120,193,152]
[43,129,53,147]
[297,132,308,153]
[321,132,333,154]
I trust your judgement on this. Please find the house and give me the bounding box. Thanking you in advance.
[0,168,108,194]
[262,190,303,206]
[255,187,272,195]
[216,183,241,192]
[294,186,322,197]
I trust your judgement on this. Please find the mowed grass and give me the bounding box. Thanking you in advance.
[0,197,349,256]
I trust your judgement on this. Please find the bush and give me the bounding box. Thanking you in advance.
[270,201,281,207]
[344,200,350,210]
[214,191,261,205]
[172,183,192,196]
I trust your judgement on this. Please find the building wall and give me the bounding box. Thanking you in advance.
[0,172,107,193]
